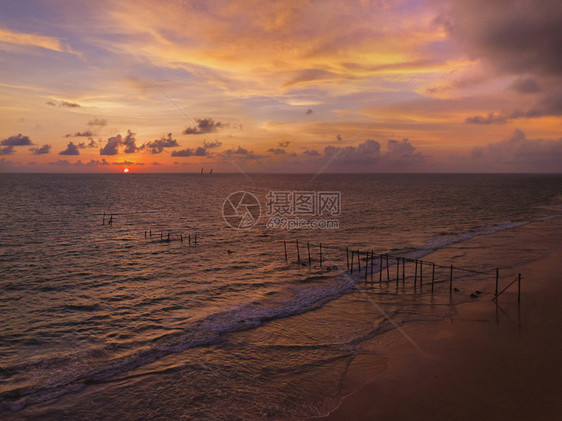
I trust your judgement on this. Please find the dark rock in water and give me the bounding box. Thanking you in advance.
[475,290,482,295]
[454,288,460,292]
[470,293,478,298]
[326,267,332,271]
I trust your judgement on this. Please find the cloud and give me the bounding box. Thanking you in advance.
[88,118,107,127]
[0,27,76,54]
[183,118,224,135]
[336,134,343,142]
[1,134,32,146]
[30,144,51,155]
[122,130,139,153]
[470,129,562,172]
[65,130,94,138]
[510,77,542,94]
[435,0,562,78]
[303,149,320,156]
[203,139,222,149]
[306,109,313,115]
[268,148,286,154]
[59,142,80,155]
[61,101,80,108]
[171,147,207,157]
[225,146,263,159]
[143,133,178,154]
[0,146,14,155]
[100,134,122,155]
[465,112,507,125]
[278,141,290,148]
[45,101,56,106]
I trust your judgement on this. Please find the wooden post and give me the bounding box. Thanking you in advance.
[108,214,113,226]
[420,260,423,288]
[284,240,288,262]
[149,229,152,238]
[386,253,390,282]
[379,254,383,284]
[402,258,405,285]
[296,240,301,264]
[365,252,368,281]
[307,242,311,266]
[414,260,418,288]
[144,231,147,238]
[346,247,349,270]
[188,234,191,246]
[357,250,361,272]
[350,250,354,274]
[449,265,453,296]
[370,250,374,281]
[495,268,499,298]
[102,212,105,225]
[393,258,398,285]
[319,244,323,267]
[518,273,521,304]
[180,233,183,243]
[431,262,435,293]
[160,231,163,241]
[166,232,170,242]
[194,234,197,245]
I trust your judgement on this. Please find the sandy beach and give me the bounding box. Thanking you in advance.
[323,217,562,420]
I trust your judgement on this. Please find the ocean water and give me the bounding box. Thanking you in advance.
[0,173,561,419]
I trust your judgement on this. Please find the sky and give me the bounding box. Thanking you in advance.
[0,0,561,173]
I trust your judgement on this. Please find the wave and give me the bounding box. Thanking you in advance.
[0,272,362,412]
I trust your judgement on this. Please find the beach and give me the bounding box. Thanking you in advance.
[323,217,562,420]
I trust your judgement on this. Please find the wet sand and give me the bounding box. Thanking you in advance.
[323,218,562,420]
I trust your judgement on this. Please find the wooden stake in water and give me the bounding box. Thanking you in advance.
[402,258,405,285]
[518,273,521,304]
[370,250,374,281]
[431,262,435,293]
[350,250,354,274]
[296,240,301,264]
[420,260,423,288]
[144,231,147,238]
[346,247,349,270]
[102,212,105,225]
[149,230,152,238]
[357,250,361,272]
[194,234,197,245]
[365,252,368,280]
[414,260,418,289]
[396,258,400,287]
[307,242,311,267]
[188,234,191,246]
[180,233,183,243]
[495,268,499,298]
[449,264,453,296]
[284,241,288,262]
[379,254,383,284]
[386,253,390,282]
[319,244,323,267]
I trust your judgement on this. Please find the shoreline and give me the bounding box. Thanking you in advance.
[321,217,562,420]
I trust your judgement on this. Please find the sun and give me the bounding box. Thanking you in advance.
[123,168,130,173]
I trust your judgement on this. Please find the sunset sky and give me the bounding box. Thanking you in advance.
[1,0,561,173]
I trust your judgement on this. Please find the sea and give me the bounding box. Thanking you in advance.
[1,173,561,419]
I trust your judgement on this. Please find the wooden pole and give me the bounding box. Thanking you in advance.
[395,258,399,287]
[379,254,383,284]
[319,244,323,267]
[166,232,170,242]
[350,250,354,274]
[102,212,105,225]
[365,252,368,281]
[495,268,499,298]
[296,240,301,264]
[518,273,521,304]
[194,234,197,245]
[149,229,152,238]
[346,247,349,271]
[188,234,191,245]
[160,231,163,241]
[307,242,311,266]
[402,258,405,285]
[180,233,183,243]
[420,260,423,288]
[144,231,147,238]
[414,260,418,288]
[386,253,390,282]
[449,265,453,296]
[357,250,361,272]
[431,262,435,293]
[284,240,288,262]
[370,250,374,281]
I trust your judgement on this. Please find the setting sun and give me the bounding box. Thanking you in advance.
[123,168,129,173]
